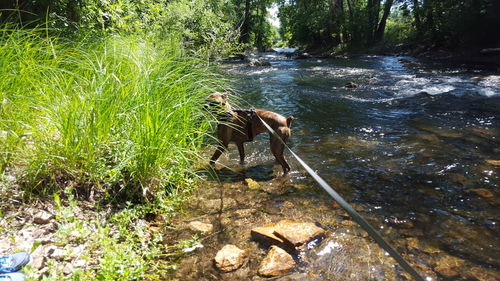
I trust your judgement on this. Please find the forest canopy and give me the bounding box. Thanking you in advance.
[1,0,500,52]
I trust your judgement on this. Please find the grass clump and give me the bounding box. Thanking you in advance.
[0,26,223,200]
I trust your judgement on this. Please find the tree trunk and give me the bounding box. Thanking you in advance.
[346,0,356,44]
[413,0,422,39]
[367,0,381,43]
[374,0,394,42]
[240,0,252,44]
[327,0,343,46]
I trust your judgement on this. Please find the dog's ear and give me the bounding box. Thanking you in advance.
[221,92,229,100]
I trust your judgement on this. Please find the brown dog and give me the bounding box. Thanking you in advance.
[207,92,294,174]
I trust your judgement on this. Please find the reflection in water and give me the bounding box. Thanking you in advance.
[218,53,499,279]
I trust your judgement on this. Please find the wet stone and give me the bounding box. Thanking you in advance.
[344,82,358,88]
[188,221,213,234]
[467,188,495,198]
[251,225,285,245]
[245,178,260,190]
[463,266,499,281]
[385,217,414,229]
[234,209,255,218]
[433,255,464,279]
[258,246,295,277]
[341,220,355,226]
[248,59,271,67]
[214,244,248,272]
[199,198,237,213]
[275,272,323,281]
[273,220,326,249]
[485,160,500,166]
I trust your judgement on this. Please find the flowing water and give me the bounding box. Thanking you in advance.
[168,54,499,280]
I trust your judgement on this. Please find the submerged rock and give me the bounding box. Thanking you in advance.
[485,159,500,166]
[258,245,295,277]
[188,221,213,234]
[199,198,237,213]
[296,52,312,59]
[433,255,464,279]
[214,244,248,272]
[467,188,494,198]
[385,216,414,229]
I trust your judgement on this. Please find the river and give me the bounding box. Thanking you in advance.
[169,53,499,280]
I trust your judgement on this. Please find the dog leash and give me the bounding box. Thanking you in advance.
[255,114,426,281]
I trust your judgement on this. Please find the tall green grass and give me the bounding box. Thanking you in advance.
[0,26,223,199]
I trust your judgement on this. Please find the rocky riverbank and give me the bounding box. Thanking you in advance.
[160,165,499,281]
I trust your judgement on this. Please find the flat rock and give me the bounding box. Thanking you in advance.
[258,245,295,277]
[214,244,247,272]
[273,220,326,248]
[188,221,213,234]
[251,225,285,245]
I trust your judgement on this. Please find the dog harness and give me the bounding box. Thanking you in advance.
[232,108,255,141]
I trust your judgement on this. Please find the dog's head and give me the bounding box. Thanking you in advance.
[205,92,232,115]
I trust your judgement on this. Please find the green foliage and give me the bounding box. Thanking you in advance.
[162,0,241,58]
[0,26,225,199]
[78,0,167,34]
[277,0,500,50]
[410,0,500,47]
[384,8,414,43]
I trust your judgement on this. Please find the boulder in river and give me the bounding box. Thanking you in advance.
[296,52,312,59]
[248,59,271,67]
[258,245,295,277]
[344,82,358,88]
[214,244,248,272]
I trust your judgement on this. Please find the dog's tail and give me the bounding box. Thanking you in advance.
[286,116,294,128]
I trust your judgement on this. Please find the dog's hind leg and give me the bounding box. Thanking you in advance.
[236,142,246,164]
[270,135,290,174]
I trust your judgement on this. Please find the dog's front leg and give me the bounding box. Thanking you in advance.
[210,142,227,166]
[210,125,231,166]
[236,142,245,164]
